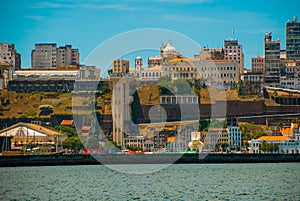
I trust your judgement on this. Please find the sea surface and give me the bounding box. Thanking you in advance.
[1,163,299,200]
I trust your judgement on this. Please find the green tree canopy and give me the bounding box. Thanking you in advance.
[54,125,77,137]
[62,136,83,153]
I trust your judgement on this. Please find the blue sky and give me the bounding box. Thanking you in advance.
[1,0,299,69]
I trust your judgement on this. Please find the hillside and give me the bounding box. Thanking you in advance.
[0,91,73,118]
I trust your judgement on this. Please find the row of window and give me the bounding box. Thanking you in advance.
[202,73,237,78]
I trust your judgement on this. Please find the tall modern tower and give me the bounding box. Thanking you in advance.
[264,32,280,87]
[286,16,300,61]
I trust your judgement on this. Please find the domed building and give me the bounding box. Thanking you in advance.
[160,41,180,60]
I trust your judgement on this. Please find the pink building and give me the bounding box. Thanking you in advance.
[251,55,265,73]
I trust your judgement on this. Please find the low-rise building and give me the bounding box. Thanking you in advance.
[241,73,264,94]
[0,122,67,152]
[123,135,145,150]
[129,65,163,80]
[79,65,100,79]
[162,58,239,86]
[248,136,292,154]
[278,139,300,154]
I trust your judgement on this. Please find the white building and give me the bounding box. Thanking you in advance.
[123,135,145,150]
[248,136,292,154]
[280,76,300,90]
[13,70,79,80]
[0,43,21,70]
[278,139,300,154]
[160,41,180,61]
[129,56,163,80]
[163,58,239,85]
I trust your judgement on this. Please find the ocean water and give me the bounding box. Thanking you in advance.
[1,163,299,200]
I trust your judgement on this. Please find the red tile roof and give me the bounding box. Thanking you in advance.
[61,120,74,126]
[256,136,291,141]
[281,128,292,135]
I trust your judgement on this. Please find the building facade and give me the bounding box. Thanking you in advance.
[162,58,240,85]
[241,73,264,94]
[224,38,244,77]
[129,57,163,80]
[227,126,241,149]
[251,55,265,73]
[31,44,79,69]
[0,43,21,70]
[248,136,292,154]
[111,59,129,76]
[264,32,281,87]
[123,136,145,150]
[0,62,13,89]
[148,56,163,67]
[286,16,300,60]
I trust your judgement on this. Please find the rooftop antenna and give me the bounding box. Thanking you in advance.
[232,26,235,39]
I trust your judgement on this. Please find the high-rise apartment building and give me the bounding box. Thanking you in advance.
[224,38,244,77]
[31,43,79,69]
[264,32,280,87]
[251,55,265,73]
[0,43,21,70]
[286,16,300,60]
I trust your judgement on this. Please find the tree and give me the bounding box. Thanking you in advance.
[292,118,300,124]
[210,119,225,128]
[173,78,193,95]
[126,146,143,152]
[199,119,210,131]
[267,143,279,153]
[54,125,77,137]
[158,76,174,95]
[259,140,268,153]
[219,142,229,152]
[62,136,83,153]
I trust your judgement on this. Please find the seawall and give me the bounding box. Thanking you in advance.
[1,154,300,167]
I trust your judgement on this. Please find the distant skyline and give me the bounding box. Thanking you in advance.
[1,0,299,68]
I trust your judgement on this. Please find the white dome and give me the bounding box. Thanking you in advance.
[136,56,142,59]
[163,41,176,53]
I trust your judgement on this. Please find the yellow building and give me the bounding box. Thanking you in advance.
[112,59,129,75]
